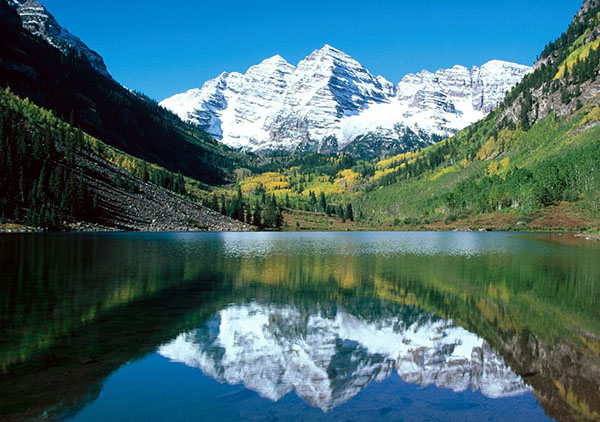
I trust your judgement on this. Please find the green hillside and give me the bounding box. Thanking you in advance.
[357,0,600,229]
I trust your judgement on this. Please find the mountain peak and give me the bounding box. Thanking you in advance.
[262,54,287,63]
[480,59,531,70]
[320,43,338,52]
[303,44,360,66]
[255,54,295,71]
[309,44,354,62]
[8,0,110,78]
[481,59,512,66]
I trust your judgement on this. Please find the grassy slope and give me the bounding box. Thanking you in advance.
[359,107,600,231]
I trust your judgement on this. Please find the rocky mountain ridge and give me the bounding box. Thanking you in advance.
[7,0,110,77]
[161,46,530,158]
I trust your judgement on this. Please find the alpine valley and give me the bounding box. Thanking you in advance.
[160,47,530,158]
[2,2,600,422]
[0,0,600,235]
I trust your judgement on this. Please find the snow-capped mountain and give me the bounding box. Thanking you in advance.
[7,0,110,78]
[160,45,530,157]
[159,302,529,411]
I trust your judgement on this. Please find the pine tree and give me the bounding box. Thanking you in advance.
[345,203,354,222]
[309,191,317,211]
[245,204,252,224]
[220,195,227,216]
[319,192,327,213]
[276,206,284,228]
[326,205,334,217]
[252,204,262,227]
[232,185,243,221]
[263,195,278,228]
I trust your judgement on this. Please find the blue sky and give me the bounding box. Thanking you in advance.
[41,0,583,101]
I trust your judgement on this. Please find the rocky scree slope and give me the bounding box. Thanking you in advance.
[70,147,250,232]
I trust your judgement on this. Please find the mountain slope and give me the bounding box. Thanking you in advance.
[161,45,530,158]
[0,87,249,231]
[0,0,241,185]
[353,0,600,229]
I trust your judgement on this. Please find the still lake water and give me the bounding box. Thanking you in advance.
[1,232,599,421]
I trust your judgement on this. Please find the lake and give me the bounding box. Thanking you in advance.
[1,232,599,421]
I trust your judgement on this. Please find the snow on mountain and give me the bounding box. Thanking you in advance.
[160,45,530,157]
[7,0,110,78]
[159,302,529,411]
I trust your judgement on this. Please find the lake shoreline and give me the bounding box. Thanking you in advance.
[1,222,599,239]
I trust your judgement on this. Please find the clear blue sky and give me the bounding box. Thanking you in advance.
[41,0,583,101]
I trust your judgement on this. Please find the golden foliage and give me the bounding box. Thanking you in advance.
[377,151,419,170]
[486,161,500,175]
[429,165,456,182]
[335,169,363,188]
[476,129,519,161]
[581,105,600,126]
[240,172,290,194]
[553,380,600,420]
[555,39,600,79]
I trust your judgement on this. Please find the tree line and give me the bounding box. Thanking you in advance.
[205,185,283,229]
[205,183,356,228]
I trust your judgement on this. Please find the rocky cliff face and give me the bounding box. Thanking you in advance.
[161,46,530,157]
[498,0,600,129]
[159,302,529,411]
[7,0,110,77]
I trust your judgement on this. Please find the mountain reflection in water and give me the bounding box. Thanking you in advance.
[160,302,528,411]
[0,232,598,422]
